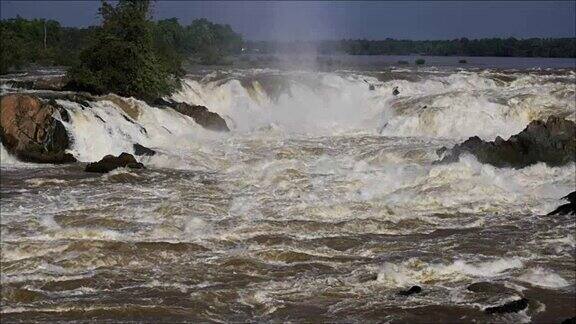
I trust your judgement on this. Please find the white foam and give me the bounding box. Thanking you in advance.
[518,267,570,288]
[377,257,524,287]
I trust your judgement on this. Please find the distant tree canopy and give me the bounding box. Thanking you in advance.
[1,10,574,81]
[246,38,576,58]
[0,17,93,74]
[0,8,243,77]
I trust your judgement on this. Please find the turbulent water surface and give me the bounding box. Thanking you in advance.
[1,65,576,323]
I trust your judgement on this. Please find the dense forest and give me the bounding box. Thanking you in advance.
[247,38,576,58]
[0,15,243,75]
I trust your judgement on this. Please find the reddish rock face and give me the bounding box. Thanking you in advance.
[0,94,76,163]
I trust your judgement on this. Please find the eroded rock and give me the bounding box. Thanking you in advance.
[0,94,76,163]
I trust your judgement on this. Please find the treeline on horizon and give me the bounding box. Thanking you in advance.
[0,15,243,75]
[247,38,576,58]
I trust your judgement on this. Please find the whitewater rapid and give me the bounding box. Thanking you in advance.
[1,67,575,322]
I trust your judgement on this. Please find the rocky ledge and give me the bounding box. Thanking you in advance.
[154,98,230,132]
[439,116,575,168]
[0,94,76,163]
[85,153,144,173]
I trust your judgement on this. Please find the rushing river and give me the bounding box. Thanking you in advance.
[1,65,575,323]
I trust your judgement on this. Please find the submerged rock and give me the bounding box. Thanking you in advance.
[467,282,515,295]
[85,153,144,173]
[398,286,422,296]
[548,191,576,216]
[439,116,576,168]
[484,298,529,314]
[154,99,229,132]
[0,94,76,163]
[133,143,156,156]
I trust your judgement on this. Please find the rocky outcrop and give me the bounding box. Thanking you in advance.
[173,102,230,132]
[439,116,576,168]
[85,153,144,173]
[133,143,156,156]
[548,191,576,216]
[484,298,529,314]
[0,94,76,163]
[154,99,229,132]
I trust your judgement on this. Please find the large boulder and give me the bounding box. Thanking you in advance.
[439,116,576,168]
[85,153,144,173]
[0,94,76,163]
[154,99,229,132]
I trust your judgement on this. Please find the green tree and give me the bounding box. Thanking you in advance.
[67,0,180,101]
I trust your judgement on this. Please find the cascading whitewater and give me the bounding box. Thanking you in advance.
[2,68,574,165]
[1,67,575,323]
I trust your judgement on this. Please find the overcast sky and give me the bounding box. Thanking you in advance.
[1,1,575,41]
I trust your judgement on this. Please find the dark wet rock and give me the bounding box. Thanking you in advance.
[133,143,156,156]
[485,298,529,314]
[548,191,576,216]
[369,84,375,91]
[439,116,576,168]
[562,316,576,324]
[393,86,400,96]
[0,94,76,163]
[85,153,144,173]
[467,282,515,294]
[398,286,422,296]
[155,99,229,132]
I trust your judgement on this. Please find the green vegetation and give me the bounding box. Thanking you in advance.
[246,38,576,58]
[0,4,243,78]
[0,17,92,74]
[67,0,178,100]
[415,58,425,65]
